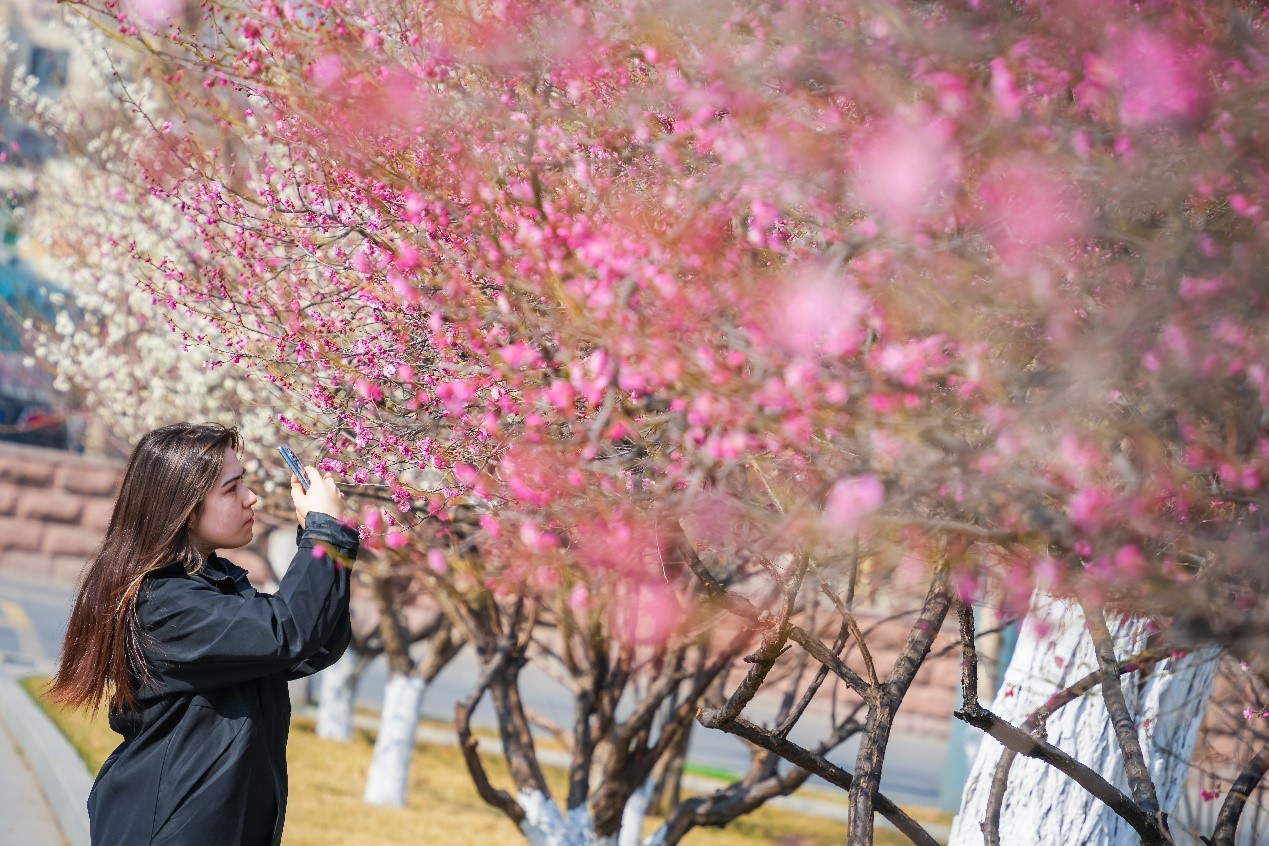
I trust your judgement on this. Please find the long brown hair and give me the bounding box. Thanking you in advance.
[49,422,241,714]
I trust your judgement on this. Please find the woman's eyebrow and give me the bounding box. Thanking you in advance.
[221,472,245,487]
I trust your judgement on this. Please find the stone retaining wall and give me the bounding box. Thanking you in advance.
[0,440,277,587]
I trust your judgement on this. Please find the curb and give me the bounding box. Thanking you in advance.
[0,663,91,846]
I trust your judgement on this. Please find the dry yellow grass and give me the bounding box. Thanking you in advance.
[22,677,937,845]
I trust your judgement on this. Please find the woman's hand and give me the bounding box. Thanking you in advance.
[291,466,345,527]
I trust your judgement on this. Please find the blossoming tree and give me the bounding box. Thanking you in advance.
[45,0,1269,843]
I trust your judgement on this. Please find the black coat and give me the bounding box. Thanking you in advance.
[87,512,358,846]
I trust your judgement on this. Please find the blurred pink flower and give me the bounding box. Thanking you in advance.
[823,476,885,533]
[123,0,183,30]
[613,581,681,646]
[990,58,1024,119]
[772,266,869,359]
[566,584,589,611]
[978,157,1086,268]
[1068,487,1114,532]
[854,118,959,230]
[1109,30,1205,127]
[519,520,558,552]
[310,54,344,90]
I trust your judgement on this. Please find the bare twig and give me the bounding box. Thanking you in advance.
[849,561,951,844]
[454,643,523,825]
[1082,601,1169,838]
[955,704,1168,844]
[981,649,1165,846]
[695,712,939,846]
[1210,737,1269,846]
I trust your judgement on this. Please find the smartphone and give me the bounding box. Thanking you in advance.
[277,444,310,492]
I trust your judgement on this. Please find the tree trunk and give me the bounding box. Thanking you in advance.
[315,647,366,742]
[618,777,655,846]
[364,672,426,807]
[513,787,664,846]
[950,594,1220,846]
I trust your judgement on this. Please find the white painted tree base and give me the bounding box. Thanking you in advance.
[315,648,363,742]
[950,594,1220,846]
[364,673,425,807]
[516,782,668,846]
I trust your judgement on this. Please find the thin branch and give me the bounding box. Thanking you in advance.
[981,649,1164,846]
[695,712,940,846]
[955,703,1168,845]
[678,541,874,698]
[850,561,951,845]
[1210,737,1269,846]
[454,644,524,825]
[1081,601,1168,831]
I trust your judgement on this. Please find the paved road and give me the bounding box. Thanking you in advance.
[0,701,67,846]
[0,572,949,809]
[0,573,67,672]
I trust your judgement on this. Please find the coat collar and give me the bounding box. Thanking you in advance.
[200,552,239,585]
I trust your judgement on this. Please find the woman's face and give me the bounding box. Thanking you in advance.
[189,447,259,556]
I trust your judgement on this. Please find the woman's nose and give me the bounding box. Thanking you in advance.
[245,487,259,507]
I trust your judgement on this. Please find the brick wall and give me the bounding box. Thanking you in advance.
[0,440,278,587]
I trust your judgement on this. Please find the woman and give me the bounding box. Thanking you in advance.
[48,422,357,846]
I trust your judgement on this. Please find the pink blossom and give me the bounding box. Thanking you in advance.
[989,58,1024,119]
[876,336,948,388]
[613,581,681,646]
[1068,487,1115,533]
[1112,545,1146,579]
[499,342,540,369]
[384,531,408,549]
[519,520,557,552]
[772,266,868,359]
[122,0,183,30]
[566,584,589,610]
[394,244,421,271]
[310,54,344,90]
[978,157,1086,268]
[853,117,959,230]
[823,476,885,533]
[547,380,575,410]
[427,548,448,573]
[1109,30,1205,127]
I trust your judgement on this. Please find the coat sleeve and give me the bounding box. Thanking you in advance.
[137,513,358,694]
[283,512,355,679]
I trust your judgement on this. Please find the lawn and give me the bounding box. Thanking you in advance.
[21,677,942,845]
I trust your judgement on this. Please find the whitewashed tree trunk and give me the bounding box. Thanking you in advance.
[315,647,365,742]
[514,785,662,846]
[950,594,1221,846]
[512,682,669,845]
[617,778,655,846]
[363,673,425,807]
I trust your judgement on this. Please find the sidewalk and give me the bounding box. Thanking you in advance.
[0,662,90,846]
[0,711,66,846]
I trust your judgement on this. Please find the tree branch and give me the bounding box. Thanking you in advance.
[454,643,524,825]
[694,712,940,846]
[1209,736,1269,846]
[955,703,1170,844]
[850,561,951,845]
[1081,601,1167,827]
